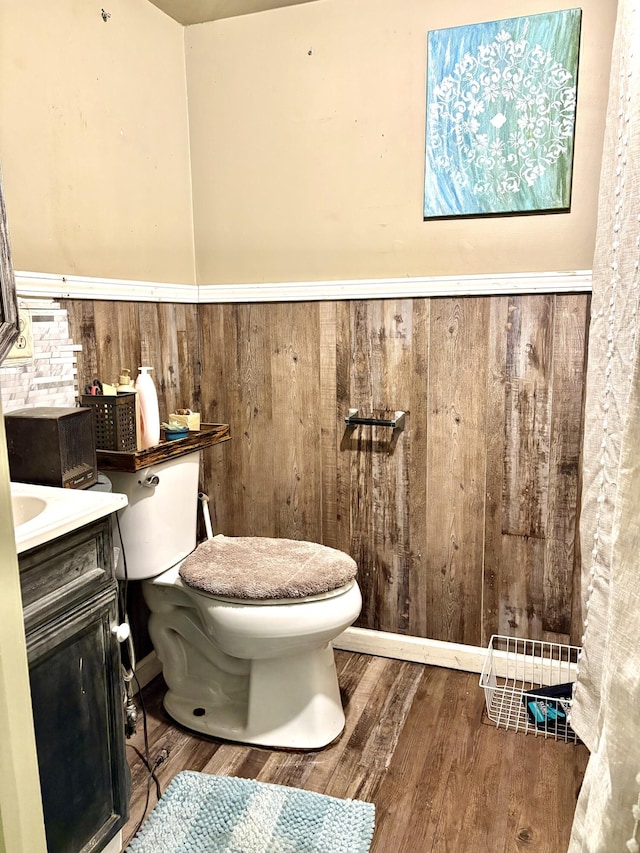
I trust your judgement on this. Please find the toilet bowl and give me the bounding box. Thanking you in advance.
[144,565,361,748]
[108,452,362,749]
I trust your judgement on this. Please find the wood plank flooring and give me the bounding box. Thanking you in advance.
[123,652,588,852]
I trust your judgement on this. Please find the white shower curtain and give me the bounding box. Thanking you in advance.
[568,1,640,850]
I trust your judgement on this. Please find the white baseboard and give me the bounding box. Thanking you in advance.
[133,630,579,710]
[333,629,579,684]
[132,629,488,694]
[333,627,488,673]
[132,651,163,692]
[103,830,122,853]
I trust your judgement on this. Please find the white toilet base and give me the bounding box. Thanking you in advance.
[163,642,345,749]
[143,572,361,750]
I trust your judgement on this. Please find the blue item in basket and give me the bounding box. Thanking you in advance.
[523,682,574,734]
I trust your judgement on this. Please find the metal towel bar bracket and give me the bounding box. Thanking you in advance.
[345,408,406,430]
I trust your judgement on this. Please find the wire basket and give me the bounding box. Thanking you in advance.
[479,635,582,743]
[80,392,137,452]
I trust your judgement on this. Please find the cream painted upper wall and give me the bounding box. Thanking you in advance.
[0,0,196,284]
[186,0,617,283]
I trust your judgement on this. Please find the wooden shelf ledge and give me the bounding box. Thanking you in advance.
[95,423,230,472]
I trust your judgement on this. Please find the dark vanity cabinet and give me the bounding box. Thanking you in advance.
[19,517,129,853]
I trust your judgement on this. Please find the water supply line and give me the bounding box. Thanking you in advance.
[198,492,214,540]
[111,616,139,736]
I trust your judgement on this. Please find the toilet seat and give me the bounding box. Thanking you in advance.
[178,534,358,601]
[151,562,355,605]
[187,579,356,606]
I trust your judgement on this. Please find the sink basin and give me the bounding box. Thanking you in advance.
[11,494,47,526]
[10,482,128,553]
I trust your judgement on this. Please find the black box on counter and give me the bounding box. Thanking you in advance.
[5,406,98,489]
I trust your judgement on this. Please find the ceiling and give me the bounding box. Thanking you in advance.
[146,0,320,25]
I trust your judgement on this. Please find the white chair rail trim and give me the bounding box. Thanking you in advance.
[15,269,592,303]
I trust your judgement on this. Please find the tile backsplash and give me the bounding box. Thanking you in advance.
[0,300,81,412]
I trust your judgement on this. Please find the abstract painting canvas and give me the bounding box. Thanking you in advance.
[424,9,582,219]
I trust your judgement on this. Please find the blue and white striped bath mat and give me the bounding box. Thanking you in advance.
[126,771,375,853]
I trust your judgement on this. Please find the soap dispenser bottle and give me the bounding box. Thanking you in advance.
[116,368,134,393]
[135,366,160,449]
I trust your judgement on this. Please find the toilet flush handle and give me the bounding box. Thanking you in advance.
[141,474,159,488]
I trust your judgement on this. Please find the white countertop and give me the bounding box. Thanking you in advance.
[11,482,128,554]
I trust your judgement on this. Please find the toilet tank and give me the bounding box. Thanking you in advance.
[108,451,200,581]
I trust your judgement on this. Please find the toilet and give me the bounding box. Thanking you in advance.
[108,451,362,749]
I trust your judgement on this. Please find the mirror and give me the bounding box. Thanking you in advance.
[0,163,19,364]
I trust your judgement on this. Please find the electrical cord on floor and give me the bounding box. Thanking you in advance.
[126,671,166,839]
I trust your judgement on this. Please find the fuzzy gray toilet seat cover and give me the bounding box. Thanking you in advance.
[178,534,358,600]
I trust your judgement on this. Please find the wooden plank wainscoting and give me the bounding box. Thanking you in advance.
[63,299,202,659]
[65,299,201,420]
[64,291,589,650]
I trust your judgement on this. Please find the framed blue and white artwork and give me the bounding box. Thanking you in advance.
[423,9,582,219]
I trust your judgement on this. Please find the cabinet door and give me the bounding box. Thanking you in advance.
[27,584,129,853]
